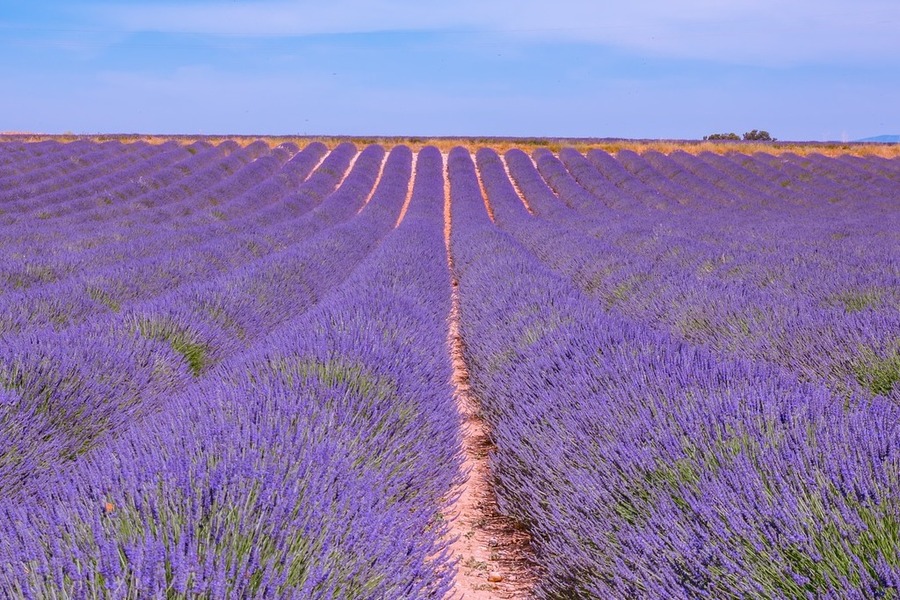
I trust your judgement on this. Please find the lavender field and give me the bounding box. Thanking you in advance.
[0,138,898,599]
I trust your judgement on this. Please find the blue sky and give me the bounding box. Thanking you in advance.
[1,1,898,140]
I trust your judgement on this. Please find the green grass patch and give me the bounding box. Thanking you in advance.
[171,340,207,377]
[136,318,209,376]
[853,348,900,396]
[0,361,27,392]
[830,289,881,313]
[267,357,393,398]
[737,496,900,599]
[86,286,121,312]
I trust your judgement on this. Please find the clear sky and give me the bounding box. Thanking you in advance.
[2,1,898,140]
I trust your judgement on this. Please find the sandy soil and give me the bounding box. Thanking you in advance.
[473,161,496,223]
[394,152,417,227]
[335,148,359,189]
[499,155,534,215]
[306,149,330,184]
[356,151,388,215]
[442,154,539,599]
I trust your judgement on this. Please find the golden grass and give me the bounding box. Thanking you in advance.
[2,133,898,158]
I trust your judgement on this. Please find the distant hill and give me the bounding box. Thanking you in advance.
[856,134,900,143]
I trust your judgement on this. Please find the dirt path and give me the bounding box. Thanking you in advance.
[442,152,538,599]
[304,146,330,184]
[474,158,496,223]
[394,151,417,227]
[356,151,388,215]
[499,154,534,214]
[335,147,359,189]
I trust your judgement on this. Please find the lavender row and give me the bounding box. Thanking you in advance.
[669,150,795,206]
[0,145,397,497]
[787,152,899,201]
[0,146,461,599]
[0,142,227,293]
[0,140,128,197]
[6,142,198,222]
[0,148,378,466]
[524,149,899,396]
[662,148,898,217]
[451,146,900,598]
[0,140,247,248]
[716,151,883,206]
[3,141,313,266]
[743,152,871,204]
[0,141,231,230]
[0,143,349,338]
[0,141,171,208]
[0,141,321,297]
[0,141,231,271]
[563,147,674,210]
[574,146,895,211]
[643,150,754,206]
[0,140,84,178]
[837,153,900,180]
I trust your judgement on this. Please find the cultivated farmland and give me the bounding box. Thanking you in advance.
[0,138,898,599]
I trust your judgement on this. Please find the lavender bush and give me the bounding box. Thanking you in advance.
[0,138,896,598]
[0,144,461,598]
[452,146,900,598]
